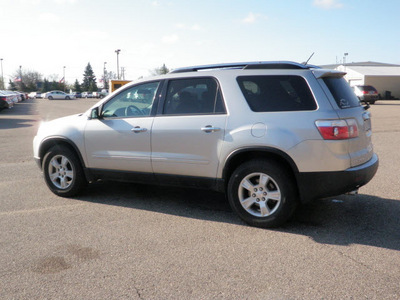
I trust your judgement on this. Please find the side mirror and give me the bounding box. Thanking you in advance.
[90,107,101,119]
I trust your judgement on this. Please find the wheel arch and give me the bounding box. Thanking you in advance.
[38,137,90,180]
[222,147,299,191]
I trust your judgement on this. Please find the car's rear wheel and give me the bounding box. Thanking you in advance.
[227,159,297,228]
[43,146,86,197]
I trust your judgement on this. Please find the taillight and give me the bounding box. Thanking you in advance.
[315,119,359,140]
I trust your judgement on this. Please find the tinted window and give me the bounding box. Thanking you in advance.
[358,85,377,92]
[163,78,225,115]
[324,78,361,109]
[237,75,317,112]
[101,81,160,118]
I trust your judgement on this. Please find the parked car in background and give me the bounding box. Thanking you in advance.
[44,90,75,100]
[0,91,14,110]
[82,92,93,98]
[33,61,379,228]
[15,91,27,101]
[28,91,42,99]
[353,85,379,104]
[92,90,108,98]
[72,92,82,98]
[0,90,19,103]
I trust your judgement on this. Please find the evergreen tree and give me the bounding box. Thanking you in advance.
[74,79,82,92]
[41,78,51,93]
[82,63,98,92]
[50,81,62,91]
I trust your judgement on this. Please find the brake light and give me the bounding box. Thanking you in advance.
[315,119,359,140]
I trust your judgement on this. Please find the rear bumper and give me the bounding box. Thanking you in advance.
[296,153,379,203]
[359,95,378,101]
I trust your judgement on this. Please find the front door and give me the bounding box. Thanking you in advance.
[84,81,161,173]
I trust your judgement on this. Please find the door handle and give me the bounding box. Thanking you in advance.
[201,125,221,133]
[131,126,147,133]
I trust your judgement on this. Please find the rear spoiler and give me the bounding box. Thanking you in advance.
[313,69,346,79]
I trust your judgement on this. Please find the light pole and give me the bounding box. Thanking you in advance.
[103,61,107,89]
[0,58,3,90]
[343,53,348,71]
[115,49,121,79]
[63,66,66,92]
[19,65,22,90]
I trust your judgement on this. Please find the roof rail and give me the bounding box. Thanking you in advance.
[169,61,319,73]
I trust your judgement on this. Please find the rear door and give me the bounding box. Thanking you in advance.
[151,77,227,178]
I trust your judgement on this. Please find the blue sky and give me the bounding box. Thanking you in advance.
[0,0,399,85]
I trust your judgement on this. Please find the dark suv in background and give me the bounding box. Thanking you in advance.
[353,85,379,104]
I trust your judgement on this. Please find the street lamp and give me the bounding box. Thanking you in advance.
[343,53,348,71]
[19,65,22,90]
[115,49,121,79]
[0,58,3,90]
[103,61,107,88]
[63,66,66,92]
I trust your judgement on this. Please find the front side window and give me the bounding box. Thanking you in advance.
[101,81,160,118]
[163,78,225,115]
[237,75,317,112]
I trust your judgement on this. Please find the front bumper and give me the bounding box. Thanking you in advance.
[34,157,41,169]
[296,153,379,203]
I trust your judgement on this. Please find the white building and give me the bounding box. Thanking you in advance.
[323,62,400,99]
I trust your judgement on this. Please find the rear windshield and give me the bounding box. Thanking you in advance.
[237,75,317,112]
[358,85,377,92]
[323,77,361,109]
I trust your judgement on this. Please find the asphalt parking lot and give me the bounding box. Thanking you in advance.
[1,98,399,299]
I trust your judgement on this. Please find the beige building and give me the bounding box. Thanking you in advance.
[323,62,400,99]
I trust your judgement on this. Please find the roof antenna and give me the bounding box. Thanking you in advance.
[303,52,315,65]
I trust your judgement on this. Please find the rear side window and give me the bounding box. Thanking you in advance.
[237,75,317,112]
[323,77,361,109]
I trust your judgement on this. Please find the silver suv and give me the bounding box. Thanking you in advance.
[33,61,378,227]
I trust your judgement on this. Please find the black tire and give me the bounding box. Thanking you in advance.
[43,146,87,197]
[227,159,297,228]
[48,96,53,100]
[65,96,70,100]
[369,100,375,104]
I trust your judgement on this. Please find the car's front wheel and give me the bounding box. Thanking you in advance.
[43,146,86,197]
[227,159,297,228]
[65,96,70,100]
[48,96,53,100]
